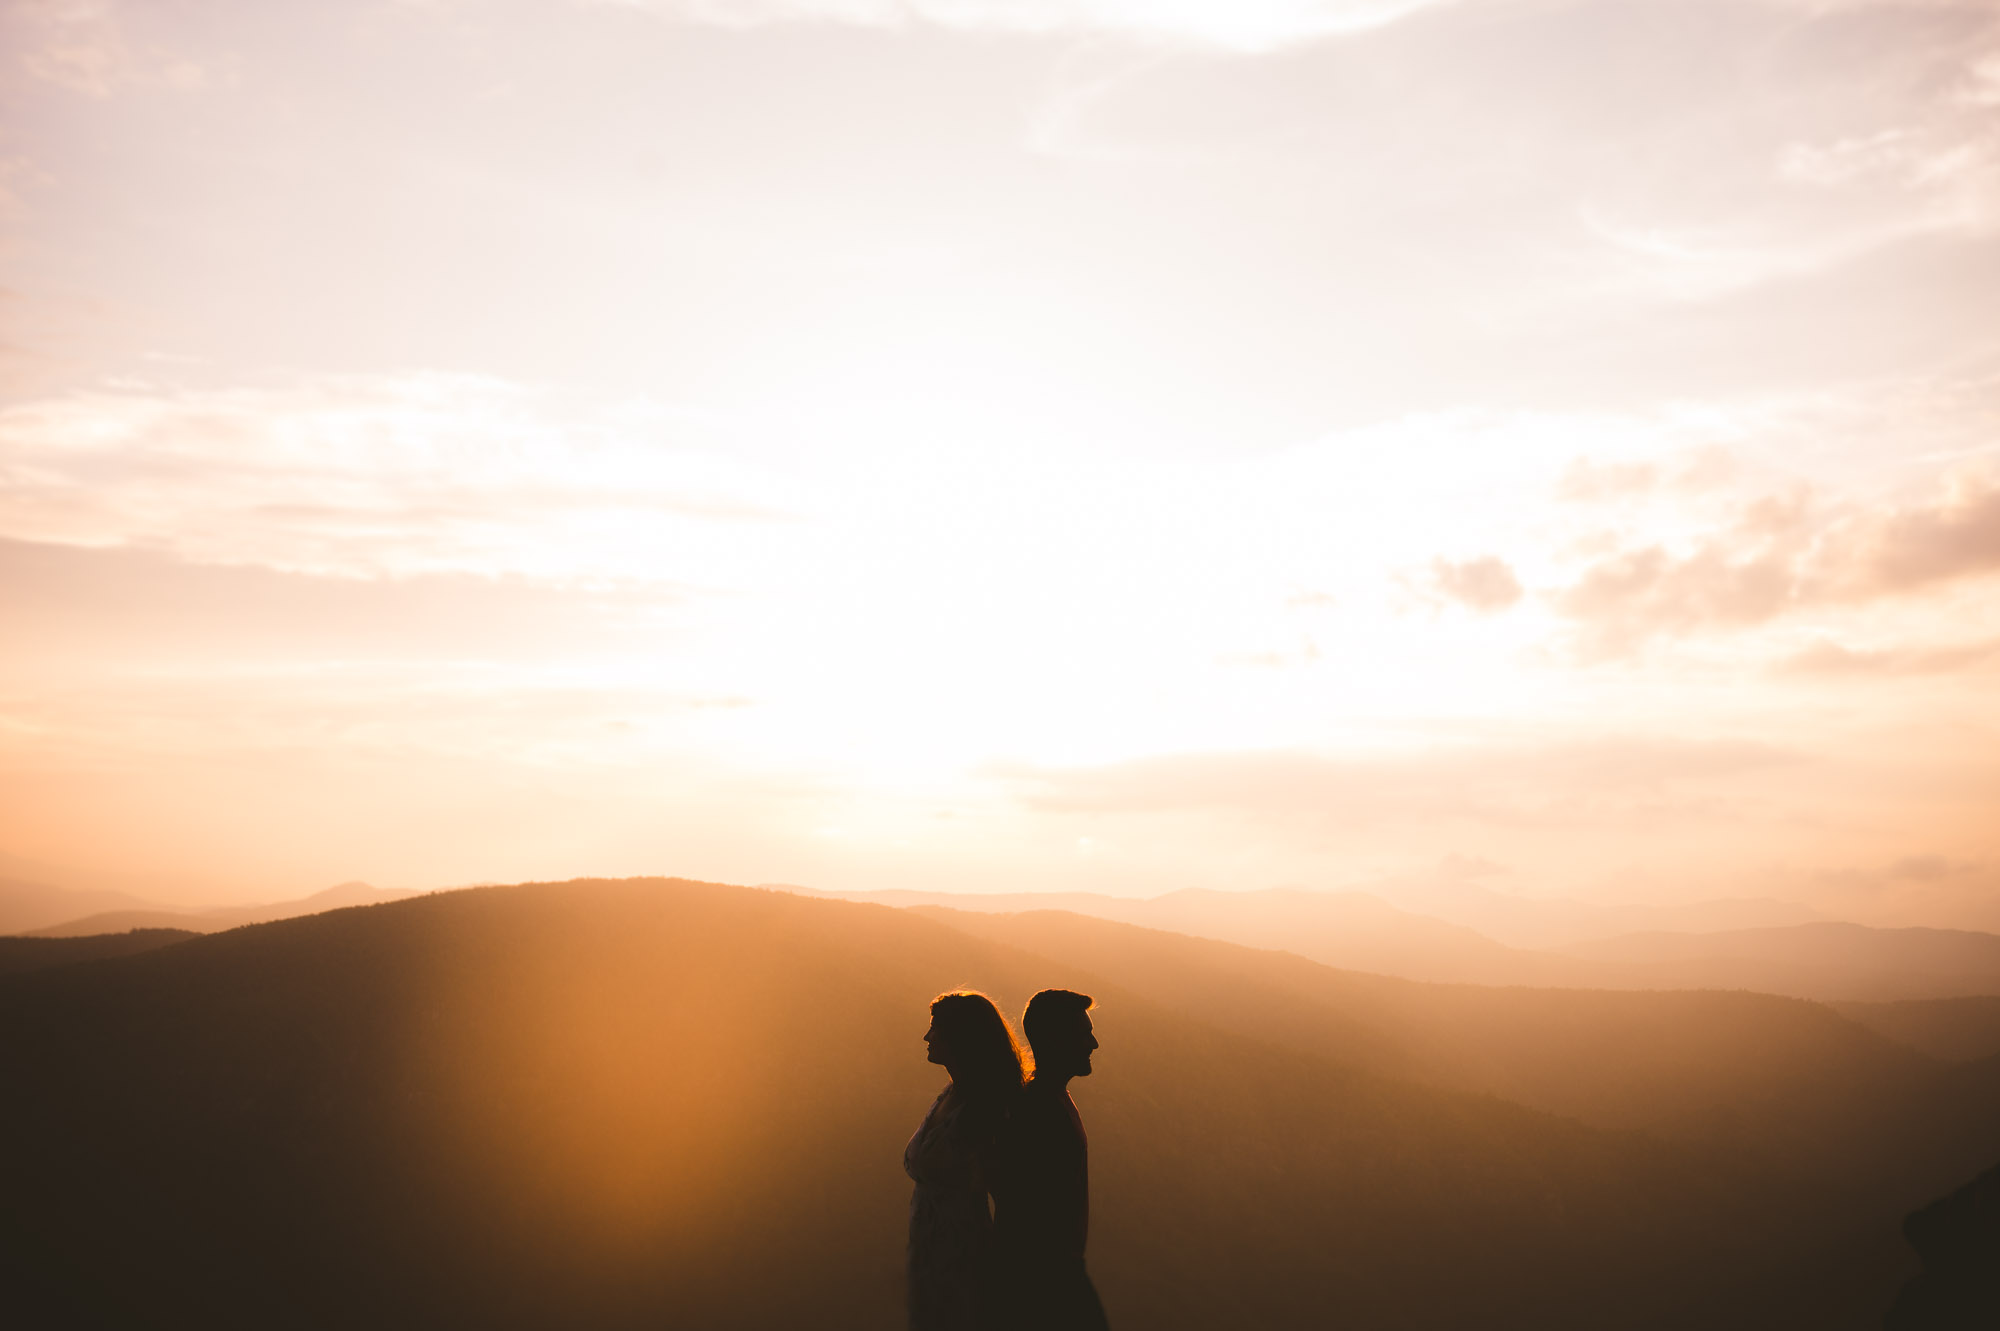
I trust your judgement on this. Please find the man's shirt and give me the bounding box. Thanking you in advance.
[993,1077,1089,1262]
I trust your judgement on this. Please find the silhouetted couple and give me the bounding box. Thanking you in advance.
[904,988,1107,1331]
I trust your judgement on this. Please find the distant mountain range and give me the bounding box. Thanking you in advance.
[15,870,1998,1003]
[0,875,161,935]
[0,878,423,937]
[1832,997,2000,1064]
[1327,876,1825,949]
[794,885,2000,1003]
[1557,922,2000,1002]
[6,876,1998,1329]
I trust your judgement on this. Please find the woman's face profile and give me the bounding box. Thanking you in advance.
[924,1018,951,1067]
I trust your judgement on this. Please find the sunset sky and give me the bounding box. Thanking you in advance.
[2,0,1997,923]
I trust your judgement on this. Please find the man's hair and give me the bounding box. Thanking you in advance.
[1022,988,1094,1057]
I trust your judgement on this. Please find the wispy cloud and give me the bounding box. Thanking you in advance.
[1561,4,2000,302]
[612,0,1457,50]
[1552,500,1811,651]
[0,536,680,666]
[1803,855,2000,933]
[1425,556,1523,613]
[1773,635,2000,678]
[1853,470,2000,594]
[1555,449,1738,504]
[0,372,788,583]
[5,0,212,96]
[996,737,1805,826]
[1550,472,2000,652]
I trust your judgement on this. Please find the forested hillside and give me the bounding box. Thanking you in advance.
[3,879,1987,1328]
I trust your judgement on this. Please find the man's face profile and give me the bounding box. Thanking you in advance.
[1048,1013,1098,1079]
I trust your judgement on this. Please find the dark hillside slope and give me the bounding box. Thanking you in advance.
[0,878,1903,1329]
[1835,997,2000,1064]
[1887,1157,2000,1329]
[0,928,196,976]
[916,907,2000,1210]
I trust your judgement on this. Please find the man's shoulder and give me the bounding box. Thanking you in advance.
[1016,1080,1080,1133]
[1021,1078,1069,1105]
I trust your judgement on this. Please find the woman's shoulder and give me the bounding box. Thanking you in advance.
[945,1084,1018,1136]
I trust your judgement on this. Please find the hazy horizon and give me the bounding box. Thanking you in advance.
[18,874,1995,1329]
[2,0,1996,925]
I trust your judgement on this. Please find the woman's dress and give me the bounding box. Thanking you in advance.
[904,1085,995,1330]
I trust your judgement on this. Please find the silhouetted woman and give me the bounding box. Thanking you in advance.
[904,989,1027,1330]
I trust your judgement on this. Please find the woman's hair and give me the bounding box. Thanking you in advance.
[929,989,1028,1101]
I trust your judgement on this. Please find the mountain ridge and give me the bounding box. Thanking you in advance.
[0,875,1946,1329]
[910,904,2000,1208]
[16,880,424,938]
[800,884,2000,1001]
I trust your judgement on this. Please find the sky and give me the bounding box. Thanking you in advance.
[1,0,1997,924]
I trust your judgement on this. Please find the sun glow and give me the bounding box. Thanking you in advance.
[1,0,1996,916]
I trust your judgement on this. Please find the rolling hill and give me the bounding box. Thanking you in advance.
[1,877,1984,1328]
[0,875,163,936]
[0,928,198,977]
[796,884,1624,985]
[1559,923,2000,1002]
[810,885,2000,1002]
[914,906,2000,1207]
[1835,997,2000,1064]
[20,881,425,938]
[1343,877,1822,949]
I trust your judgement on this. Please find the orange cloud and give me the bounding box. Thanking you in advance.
[996,738,1804,827]
[1774,636,2000,678]
[0,537,676,665]
[1854,475,2000,595]
[1427,556,1524,613]
[1552,473,2000,652]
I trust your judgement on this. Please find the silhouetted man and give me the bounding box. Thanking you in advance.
[992,989,1108,1331]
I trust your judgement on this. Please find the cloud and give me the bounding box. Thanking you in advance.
[1557,449,1736,503]
[1556,459,1658,504]
[7,0,210,97]
[0,158,38,220]
[0,536,678,665]
[1426,555,1523,612]
[1436,851,1508,879]
[1551,472,2000,652]
[615,0,1457,50]
[1565,3,2000,304]
[976,733,2000,912]
[1551,489,1812,649]
[993,736,1803,827]
[1856,472,2000,593]
[1773,635,2000,678]
[1803,855,2000,932]
[1555,543,1799,647]
[0,373,787,583]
